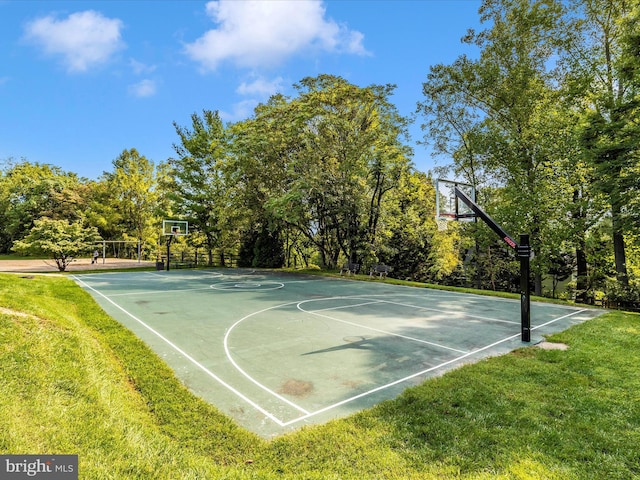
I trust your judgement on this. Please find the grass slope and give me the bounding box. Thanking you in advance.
[0,273,639,479]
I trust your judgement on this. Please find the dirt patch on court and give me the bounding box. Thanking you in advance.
[278,379,314,397]
[341,379,364,389]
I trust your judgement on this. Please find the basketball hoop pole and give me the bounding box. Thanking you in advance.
[161,220,189,272]
[518,235,531,342]
[166,234,176,271]
[454,187,531,342]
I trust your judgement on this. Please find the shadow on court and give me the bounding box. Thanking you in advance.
[74,269,605,438]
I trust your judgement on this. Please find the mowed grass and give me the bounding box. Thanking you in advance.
[0,273,639,479]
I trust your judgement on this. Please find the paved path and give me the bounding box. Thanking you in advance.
[0,258,155,273]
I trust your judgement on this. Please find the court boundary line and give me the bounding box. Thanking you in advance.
[72,275,289,427]
[108,287,213,297]
[280,308,591,426]
[375,298,520,325]
[388,288,586,312]
[225,297,591,426]
[302,295,520,326]
[75,273,594,429]
[297,299,470,354]
[223,300,314,416]
[281,330,524,426]
[210,282,284,291]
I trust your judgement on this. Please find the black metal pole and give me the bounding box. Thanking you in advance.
[518,234,531,342]
[456,187,532,342]
[166,235,173,272]
[455,187,518,249]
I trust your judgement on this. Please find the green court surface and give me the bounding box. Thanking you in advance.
[74,269,605,438]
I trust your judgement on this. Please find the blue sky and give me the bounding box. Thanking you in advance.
[1,0,482,180]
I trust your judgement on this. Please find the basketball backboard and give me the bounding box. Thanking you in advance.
[162,220,189,236]
[436,179,476,221]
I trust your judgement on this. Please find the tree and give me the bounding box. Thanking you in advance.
[83,179,123,245]
[166,110,233,265]
[0,160,88,253]
[569,0,640,286]
[233,75,412,269]
[102,149,158,258]
[228,95,299,267]
[12,218,101,271]
[419,0,579,295]
[381,170,457,282]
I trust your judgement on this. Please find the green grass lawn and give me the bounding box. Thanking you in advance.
[1,273,639,479]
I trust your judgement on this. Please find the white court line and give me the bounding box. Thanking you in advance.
[280,329,524,426]
[375,297,520,325]
[210,282,284,291]
[81,271,233,297]
[306,300,388,313]
[390,289,584,311]
[76,275,596,428]
[273,279,320,284]
[223,304,311,415]
[532,309,590,331]
[144,271,169,278]
[281,308,592,426]
[72,275,289,427]
[305,294,519,325]
[185,270,224,276]
[107,287,214,297]
[221,293,476,416]
[140,270,223,281]
[297,299,469,354]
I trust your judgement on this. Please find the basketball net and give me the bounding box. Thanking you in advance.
[436,214,457,231]
[436,218,449,231]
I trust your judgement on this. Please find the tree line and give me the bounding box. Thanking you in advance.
[1,0,638,306]
[419,0,639,305]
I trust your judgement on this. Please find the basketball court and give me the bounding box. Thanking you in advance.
[73,269,604,438]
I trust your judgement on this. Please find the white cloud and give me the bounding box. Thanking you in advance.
[236,75,283,96]
[184,0,368,71]
[128,79,156,97]
[220,99,260,122]
[129,58,156,75]
[24,10,124,73]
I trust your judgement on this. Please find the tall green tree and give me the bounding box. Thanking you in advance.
[102,149,158,258]
[83,179,122,244]
[166,110,232,266]
[229,94,312,268]
[419,0,575,295]
[382,170,460,281]
[235,75,411,269]
[569,0,640,286]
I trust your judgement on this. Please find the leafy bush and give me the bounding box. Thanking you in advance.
[603,279,640,311]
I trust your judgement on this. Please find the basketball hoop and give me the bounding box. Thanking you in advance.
[436,218,449,231]
[162,219,189,272]
[162,220,189,237]
[436,213,456,231]
[435,179,476,223]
